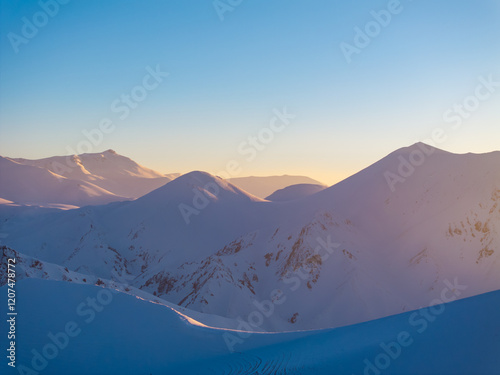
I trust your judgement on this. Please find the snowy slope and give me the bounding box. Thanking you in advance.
[199,287,500,375]
[265,183,327,201]
[228,175,325,198]
[1,143,499,332]
[12,149,177,199]
[1,278,499,375]
[0,246,243,331]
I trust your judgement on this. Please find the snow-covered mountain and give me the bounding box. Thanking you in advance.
[1,143,499,332]
[228,175,325,198]
[0,156,128,208]
[11,149,178,200]
[265,183,327,201]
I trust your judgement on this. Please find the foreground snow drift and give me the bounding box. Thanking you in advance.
[2,279,499,375]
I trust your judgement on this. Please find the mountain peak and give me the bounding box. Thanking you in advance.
[406,142,442,153]
[166,170,242,193]
[386,142,451,158]
[137,170,264,204]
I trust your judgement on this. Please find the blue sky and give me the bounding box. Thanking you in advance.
[1,0,499,184]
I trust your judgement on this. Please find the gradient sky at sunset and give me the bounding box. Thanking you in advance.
[1,0,499,185]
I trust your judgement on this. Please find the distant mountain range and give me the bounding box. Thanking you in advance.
[0,150,324,207]
[1,143,499,332]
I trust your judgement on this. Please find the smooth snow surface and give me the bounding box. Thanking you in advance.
[1,279,499,375]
